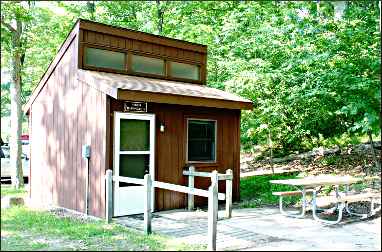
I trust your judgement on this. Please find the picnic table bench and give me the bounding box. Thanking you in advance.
[270,175,381,224]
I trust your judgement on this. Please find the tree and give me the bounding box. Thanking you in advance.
[1,1,34,188]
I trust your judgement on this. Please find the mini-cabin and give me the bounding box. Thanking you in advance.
[24,19,253,218]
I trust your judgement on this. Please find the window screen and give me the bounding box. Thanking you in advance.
[170,61,200,80]
[187,120,216,162]
[131,55,164,76]
[84,47,125,70]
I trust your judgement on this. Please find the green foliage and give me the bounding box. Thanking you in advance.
[224,1,381,151]
[0,185,27,198]
[1,1,380,152]
[240,172,300,207]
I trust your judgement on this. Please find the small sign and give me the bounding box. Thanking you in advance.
[123,101,147,113]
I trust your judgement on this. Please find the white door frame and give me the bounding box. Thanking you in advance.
[113,112,155,216]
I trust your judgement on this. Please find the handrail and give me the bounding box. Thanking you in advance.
[152,180,225,200]
[112,176,145,185]
[183,169,233,180]
[105,168,233,251]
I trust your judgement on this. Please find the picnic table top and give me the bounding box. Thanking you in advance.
[269,175,380,187]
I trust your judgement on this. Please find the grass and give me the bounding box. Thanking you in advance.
[239,172,301,208]
[0,186,204,251]
[1,206,204,251]
[1,185,27,198]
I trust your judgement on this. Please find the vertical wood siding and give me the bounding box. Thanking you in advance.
[29,35,107,218]
[82,30,203,64]
[109,100,241,211]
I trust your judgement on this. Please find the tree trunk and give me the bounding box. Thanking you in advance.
[268,129,274,174]
[367,130,380,173]
[10,19,24,189]
[156,0,164,34]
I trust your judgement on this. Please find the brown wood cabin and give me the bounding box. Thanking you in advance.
[23,19,253,218]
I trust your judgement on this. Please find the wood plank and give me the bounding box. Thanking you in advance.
[272,190,314,196]
[94,88,101,216]
[152,181,225,200]
[105,169,113,223]
[207,172,218,251]
[144,174,152,234]
[118,89,253,110]
[89,86,97,216]
[79,19,207,53]
[234,110,241,200]
[113,176,145,185]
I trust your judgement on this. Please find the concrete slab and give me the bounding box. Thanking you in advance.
[115,207,381,251]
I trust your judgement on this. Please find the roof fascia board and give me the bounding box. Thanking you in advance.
[117,89,253,110]
[77,70,118,99]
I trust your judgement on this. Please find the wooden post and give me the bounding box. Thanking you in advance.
[105,169,113,223]
[208,170,218,251]
[225,169,232,219]
[144,174,152,235]
[188,166,195,211]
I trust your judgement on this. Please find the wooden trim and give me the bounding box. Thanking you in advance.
[80,42,205,84]
[83,43,127,54]
[23,22,80,113]
[113,112,156,215]
[28,110,32,198]
[80,41,203,65]
[127,52,132,72]
[79,19,207,53]
[82,65,126,75]
[124,53,128,72]
[78,29,84,69]
[117,89,253,110]
[105,96,111,171]
[185,118,217,164]
[80,42,204,85]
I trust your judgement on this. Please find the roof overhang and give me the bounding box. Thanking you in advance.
[77,70,253,110]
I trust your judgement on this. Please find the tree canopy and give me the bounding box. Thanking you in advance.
[1,1,380,153]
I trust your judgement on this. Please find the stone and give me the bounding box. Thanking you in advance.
[1,196,25,208]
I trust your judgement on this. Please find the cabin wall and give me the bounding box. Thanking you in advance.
[29,34,107,218]
[108,100,241,211]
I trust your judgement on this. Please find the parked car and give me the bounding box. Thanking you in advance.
[1,140,29,183]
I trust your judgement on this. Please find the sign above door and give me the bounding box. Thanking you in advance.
[123,101,147,113]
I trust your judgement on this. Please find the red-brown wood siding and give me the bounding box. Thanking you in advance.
[80,29,207,84]
[29,34,107,218]
[108,100,241,211]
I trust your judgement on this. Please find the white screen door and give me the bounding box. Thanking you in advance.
[113,112,155,216]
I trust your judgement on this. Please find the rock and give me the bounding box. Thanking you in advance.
[1,196,25,208]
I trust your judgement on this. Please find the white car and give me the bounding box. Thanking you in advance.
[1,143,29,182]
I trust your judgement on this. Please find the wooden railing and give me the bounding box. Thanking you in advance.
[183,166,233,219]
[105,168,233,251]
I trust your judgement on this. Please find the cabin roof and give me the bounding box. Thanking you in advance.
[77,69,253,110]
[23,19,252,113]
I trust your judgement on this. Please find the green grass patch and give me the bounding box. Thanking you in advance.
[1,185,27,198]
[1,206,204,251]
[239,172,301,208]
